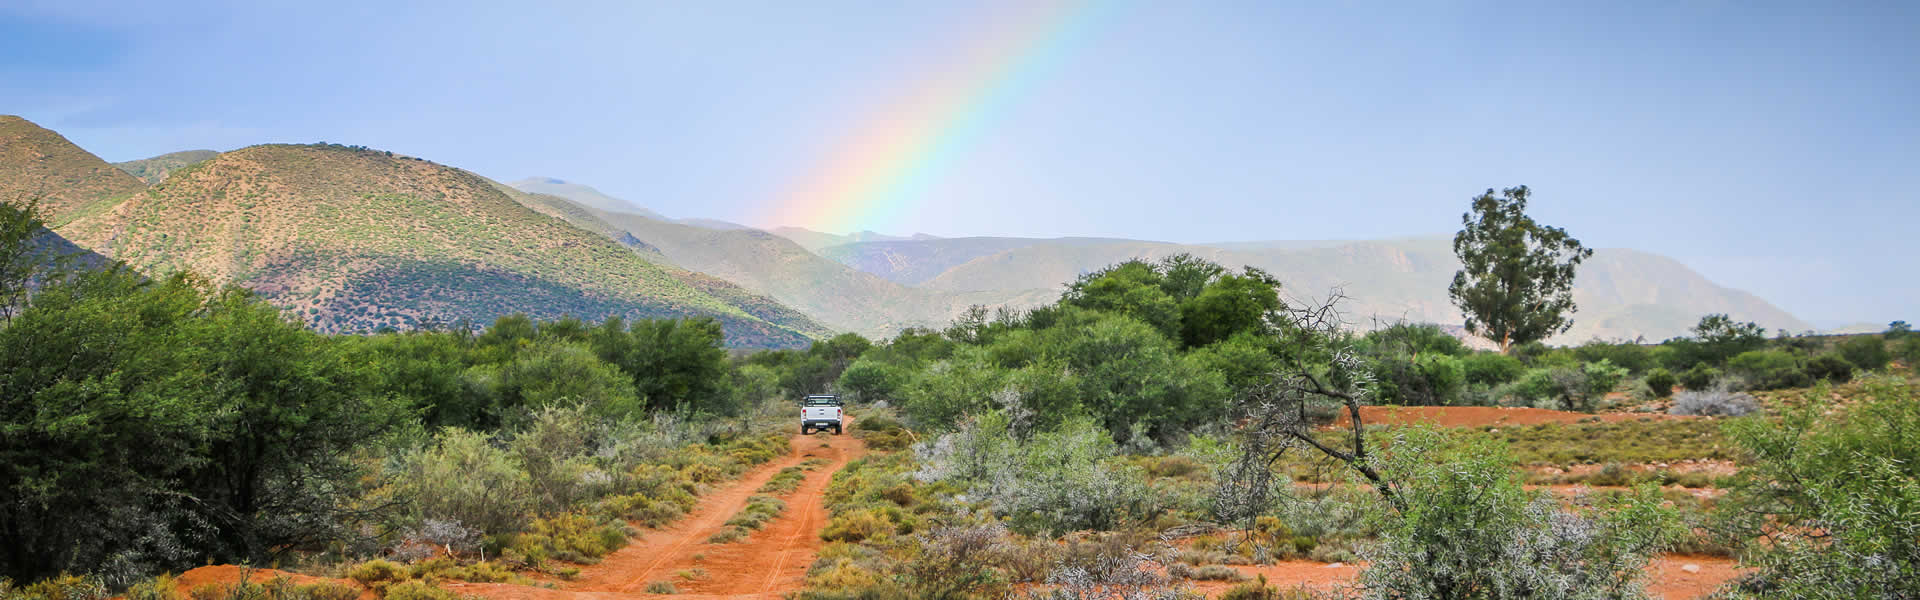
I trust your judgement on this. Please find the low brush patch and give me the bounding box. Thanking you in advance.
[708,495,787,543]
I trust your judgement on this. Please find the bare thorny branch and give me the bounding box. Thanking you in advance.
[1215,289,1406,527]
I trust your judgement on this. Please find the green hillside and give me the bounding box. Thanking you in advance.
[113,149,220,185]
[827,236,1811,343]
[54,143,826,346]
[0,115,148,226]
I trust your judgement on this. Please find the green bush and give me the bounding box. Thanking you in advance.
[836,359,908,403]
[1805,353,1855,383]
[1679,363,1720,391]
[1461,352,1526,386]
[381,581,457,600]
[348,560,410,593]
[14,575,108,600]
[1573,341,1655,374]
[1362,323,1469,357]
[1505,360,1624,412]
[1837,335,1891,371]
[126,574,184,600]
[521,513,629,562]
[820,509,895,543]
[1718,376,1920,598]
[1218,575,1292,600]
[1643,368,1676,398]
[1727,350,1810,390]
[1355,428,1680,600]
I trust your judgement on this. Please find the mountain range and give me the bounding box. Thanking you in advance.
[3,114,1813,346]
[1,116,823,347]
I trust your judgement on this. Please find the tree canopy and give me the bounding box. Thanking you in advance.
[1448,186,1593,352]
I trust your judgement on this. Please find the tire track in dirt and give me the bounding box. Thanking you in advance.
[658,428,864,597]
[427,427,864,600]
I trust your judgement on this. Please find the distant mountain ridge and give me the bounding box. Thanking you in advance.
[505,182,1045,337]
[510,177,758,232]
[820,236,1811,343]
[767,227,940,252]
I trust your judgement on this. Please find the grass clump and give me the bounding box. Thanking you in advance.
[126,574,183,600]
[758,466,811,495]
[1218,575,1314,600]
[505,513,631,565]
[643,581,676,594]
[709,494,786,544]
[1188,565,1248,582]
[348,560,409,593]
[9,575,108,600]
[1489,418,1735,465]
[382,581,458,600]
[182,577,358,600]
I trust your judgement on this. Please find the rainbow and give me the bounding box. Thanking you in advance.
[767,0,1118,233]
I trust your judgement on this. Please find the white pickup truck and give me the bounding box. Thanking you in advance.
[800,394,843,435]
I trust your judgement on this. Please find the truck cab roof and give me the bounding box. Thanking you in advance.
[803,394,842,406]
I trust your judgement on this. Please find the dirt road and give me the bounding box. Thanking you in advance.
[446,429,865,600]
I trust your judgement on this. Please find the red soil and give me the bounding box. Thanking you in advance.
[1336,405,1690,428]
[1188,555,1744,599]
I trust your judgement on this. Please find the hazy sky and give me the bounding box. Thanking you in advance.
[2,1,1913,326]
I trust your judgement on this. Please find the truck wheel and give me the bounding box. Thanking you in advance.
[800,425,810,435]
[833,424,843,435]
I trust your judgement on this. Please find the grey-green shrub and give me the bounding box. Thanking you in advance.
[915,413,1153,535]
[1669,385,1759,417]
[397,428,535,534]
[1355,428,1680,600]
[1718,376,1920,598]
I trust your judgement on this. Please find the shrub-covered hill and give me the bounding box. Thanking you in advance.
[55,143,828,347]
[0,115,149,226]
[113,149,220,185]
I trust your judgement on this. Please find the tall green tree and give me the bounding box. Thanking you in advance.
[1448,186,1593,352]
[1,199,58,323]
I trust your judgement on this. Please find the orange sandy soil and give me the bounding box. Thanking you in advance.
[1187,555,1745,600]
[1335,405,1692,428]
[180,427,865,600]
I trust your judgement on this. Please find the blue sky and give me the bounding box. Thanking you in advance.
[2,1,1913,326]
